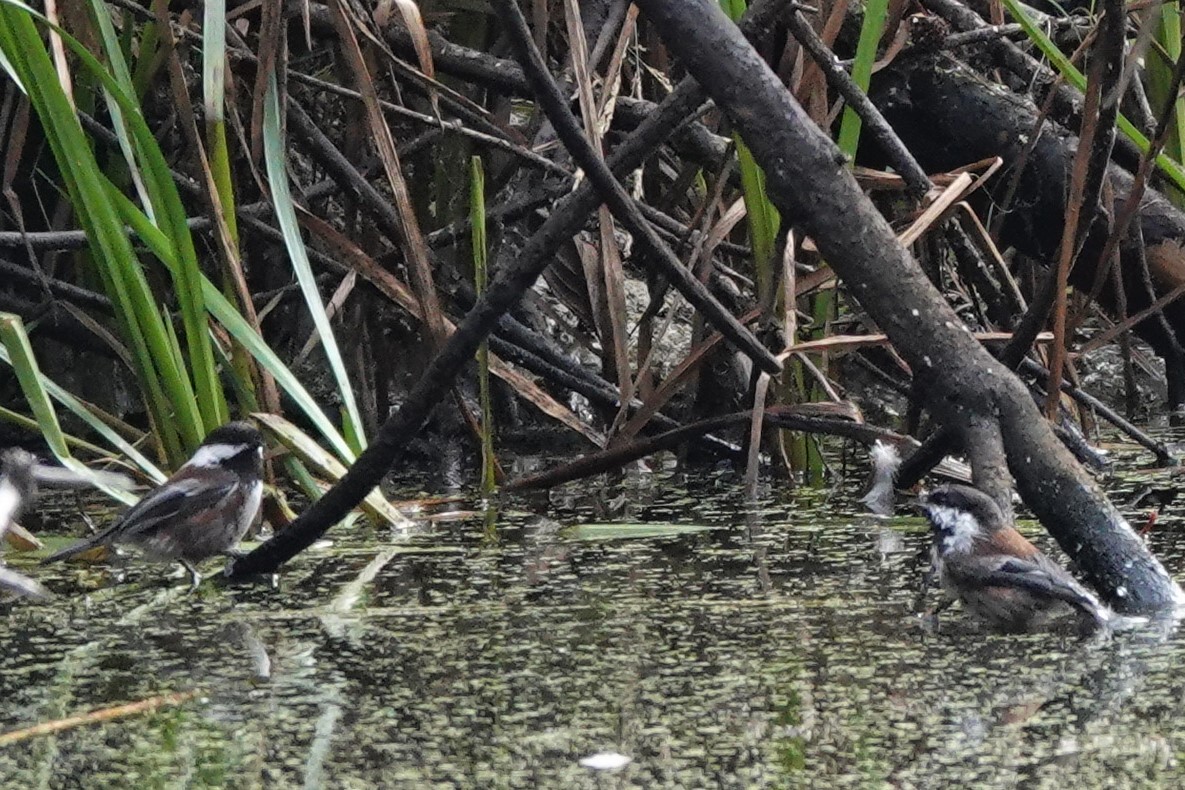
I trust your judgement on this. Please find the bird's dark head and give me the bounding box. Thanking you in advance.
[187,421,265,474]
[920,484,1009,555]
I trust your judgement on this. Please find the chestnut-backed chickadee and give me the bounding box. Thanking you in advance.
[43,421,264,588]
[919,484,1110,632]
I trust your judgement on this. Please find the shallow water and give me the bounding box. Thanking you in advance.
[4,436,1185,788]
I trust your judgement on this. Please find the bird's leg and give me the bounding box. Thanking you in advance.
[74,491,99,535]
[180,560,202,590]
[919,546,939,594]
[914,545,957,617]
[912,546,938,612]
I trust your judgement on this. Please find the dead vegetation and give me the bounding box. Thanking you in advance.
[1,0,1184,608]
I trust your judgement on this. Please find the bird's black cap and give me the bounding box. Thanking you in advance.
[921,484,1009,532]
[201,421,263,448]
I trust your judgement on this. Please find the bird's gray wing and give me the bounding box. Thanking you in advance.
[984,556,1104,614]
[110,477,237,540]
[43,477,236,563]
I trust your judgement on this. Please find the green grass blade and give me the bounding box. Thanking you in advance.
[0,313,147,501]
[82,0,155,221]
[102,145,358,461]
[1159,4,1185,162]
[1002,0,1185,193]
[261,72,366,453]
[837,0,889,158]
[0,404,123,461]
[72,0,226,433]
[471,155,496,495]
[0,3,196,460]
[202,281,356,461]
[735,138,780,306]
[202,0,239,249]
[80,0,222,426]
[718,0,780,309]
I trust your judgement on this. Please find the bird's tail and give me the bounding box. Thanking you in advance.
[41,534,105,565]
[1069,587,1115,632]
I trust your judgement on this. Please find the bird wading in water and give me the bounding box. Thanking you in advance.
[43,421,265,588]
[919,484,1110,632]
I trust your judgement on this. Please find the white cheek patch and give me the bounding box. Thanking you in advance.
[926,504,981,554]
[187,443,250,468]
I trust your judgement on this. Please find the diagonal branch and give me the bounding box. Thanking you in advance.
[631,0,1180,613]
[226,0,789,578]
[490,0,782,376]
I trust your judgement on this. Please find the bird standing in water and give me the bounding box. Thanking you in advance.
[919,484,1110,632]
[43,421,265,588]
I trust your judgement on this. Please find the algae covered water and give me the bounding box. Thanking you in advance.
[3,438,1185,787]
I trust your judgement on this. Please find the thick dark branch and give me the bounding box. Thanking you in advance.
[919,0,1145,169]
[634,0,1180,612]
[873,57,1185,405]
[227,0,791,578]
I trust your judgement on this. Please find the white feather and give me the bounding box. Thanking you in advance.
[869,441,902,478]
[861,441,902,516]
[187,443,250,468]
[0,478,22,530]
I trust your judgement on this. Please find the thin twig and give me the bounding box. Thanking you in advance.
[785,9,931,199]
[491,0,783,375]
[507,406,890,491]
[1045,0,1125,416]
[1020,357,1172,464]
[0,691,200,746]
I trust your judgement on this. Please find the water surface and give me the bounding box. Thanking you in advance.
[3,437,1185,787]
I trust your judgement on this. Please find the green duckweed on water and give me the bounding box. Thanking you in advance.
[3,435,1185,788]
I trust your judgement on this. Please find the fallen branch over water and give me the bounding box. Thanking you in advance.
[507,405,897,491]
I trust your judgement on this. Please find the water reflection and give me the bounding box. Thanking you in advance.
[2,447,1185,786]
